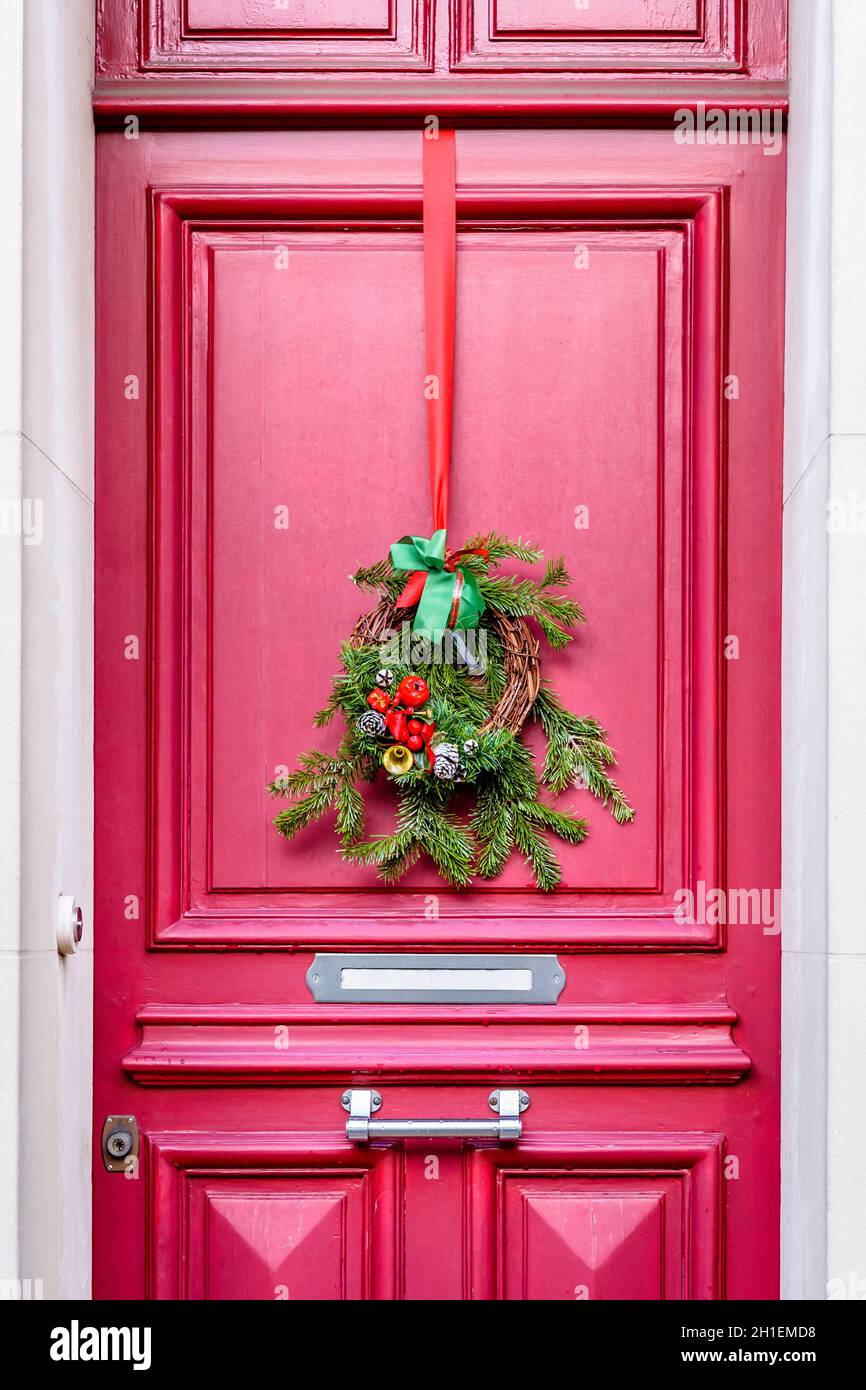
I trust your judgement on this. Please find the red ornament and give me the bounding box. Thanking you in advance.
[408,718,425,734]
[406,734,423,752]
[397,675,430,708]
[367,689,390,713]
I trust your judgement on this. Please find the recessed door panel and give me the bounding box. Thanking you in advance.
[146,174,728,950]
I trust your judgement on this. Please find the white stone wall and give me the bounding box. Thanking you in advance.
[783,0,866,1300]
[0,0,26,1295]
[824,0,866,1299]
[0,0,94,1300]
[0,0,862,1303]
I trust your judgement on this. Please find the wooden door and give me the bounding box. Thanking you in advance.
[94,121,784,1299]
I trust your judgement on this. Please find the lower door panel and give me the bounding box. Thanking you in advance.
[144,1089,726,1301]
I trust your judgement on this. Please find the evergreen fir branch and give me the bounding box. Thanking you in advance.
[419,806,475,886]
[313,642,382,725]
[474,734,539,800]
[334,779,365,846]
[269,750,343,795]
[540,592,586,626]
[349,559,400,596]
[537,612,574,652]
[344,825,420,883]
[461,531,544,569]
[511,805,563,892]
[342,784,475,888]
[313,681,347,728]
[472,791,514,879]
[269,748,370,846]
[472,787,586,889]
[425,660,491,725]
[521,799,588,845]
[539,555,574,591]
[534,686,635,823]
[270,767,318,795]
[479,574,585,648]
[273,790,337,839]
[379,840,423,885]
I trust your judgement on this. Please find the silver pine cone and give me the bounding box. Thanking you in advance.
[358,710,387,737]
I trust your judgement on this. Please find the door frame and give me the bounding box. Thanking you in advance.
[2,0,840,1303]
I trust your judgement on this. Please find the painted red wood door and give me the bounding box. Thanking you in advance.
[95,127,784,1300]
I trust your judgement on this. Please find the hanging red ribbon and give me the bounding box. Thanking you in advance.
[388,131,488,637]
[423,128,456,533]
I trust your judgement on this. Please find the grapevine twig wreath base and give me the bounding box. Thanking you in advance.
[351,599,540,737]
[268,534,633,892]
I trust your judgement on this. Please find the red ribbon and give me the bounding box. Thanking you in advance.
[423,129,456,533]
[395,133,486,633]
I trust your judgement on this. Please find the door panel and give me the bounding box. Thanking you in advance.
[145,1117,725,1300]
[491,0,702,34]
[149,1135,398,1300]
[186,0,394,30]
[203,225,670,905]
[139,0,431,71]
[142,1101,729,1300]
[95,128,784,1300]
[97,2,787,95]
[454,0,738,71]
[471,1135,723,1300]
[149,183,722,950]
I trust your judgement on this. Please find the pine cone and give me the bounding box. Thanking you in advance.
[358,710,387,738]
[432,741,459,763]
[432,741,460,780]
[434,758,458,780]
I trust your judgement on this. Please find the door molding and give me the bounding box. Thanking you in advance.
[123,1001,751,1085]
[145,183,728,951]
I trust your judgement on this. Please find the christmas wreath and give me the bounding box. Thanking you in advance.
[268,131,633,890]
[268,528,633,891]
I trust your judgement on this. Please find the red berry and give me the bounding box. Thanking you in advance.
[406,735,423,752]
[408,718,424,734]
[397,675,430,709]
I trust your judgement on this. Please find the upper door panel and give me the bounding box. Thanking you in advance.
[95,127,785,952]
[140,0,432,71]
[95,1,787,117]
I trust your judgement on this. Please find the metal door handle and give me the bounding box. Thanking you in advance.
[341,1088,530,1142]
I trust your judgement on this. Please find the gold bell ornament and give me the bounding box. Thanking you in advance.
[382,745,414,776]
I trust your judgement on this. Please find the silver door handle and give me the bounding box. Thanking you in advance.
[341,1088,530,1143]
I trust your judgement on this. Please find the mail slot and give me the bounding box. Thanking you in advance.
[306,953,566,1004]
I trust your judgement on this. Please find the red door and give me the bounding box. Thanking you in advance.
[94,117,785,1299]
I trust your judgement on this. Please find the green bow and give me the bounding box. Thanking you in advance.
[390,530,486,639]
